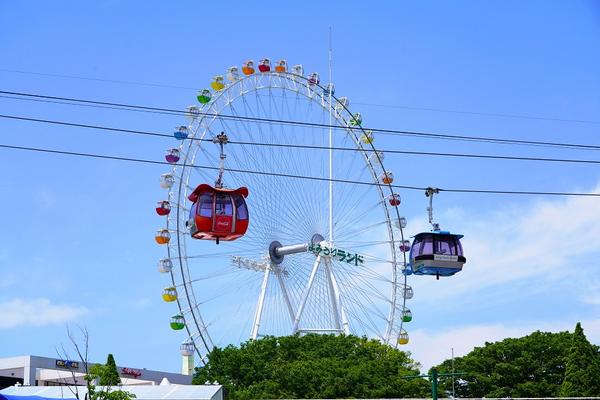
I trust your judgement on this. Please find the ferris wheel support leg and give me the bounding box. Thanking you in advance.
[326,261,350,335]
[324,260,341,331]
[251,265,271,340]
[292,256,322,334]
[275,268,296,324]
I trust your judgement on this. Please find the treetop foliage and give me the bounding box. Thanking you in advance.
[89,353,121,386]
[86,354,134,400]
[434,324,600,398]
[101,354,122,386]
[559,322,600,397]
[193,325,600,399]
[194,334,429,399]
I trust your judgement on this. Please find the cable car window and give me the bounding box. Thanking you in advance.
[199,193,213,217]
[456,239,464,256]
[410,237,422,258]
[189,202,198,220]
[435,237,452,255]
[448,237,457,255]
[234,195,248,220]
[421,236,433,255]
[215,194,233,216]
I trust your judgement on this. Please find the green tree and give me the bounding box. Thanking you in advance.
[559,322,600,397]
[101,354,122,386]
[86,356,132,400]
[434,330,574,397]
[84,377,136,400]
[194,334,429,399]
[89,354,122,386]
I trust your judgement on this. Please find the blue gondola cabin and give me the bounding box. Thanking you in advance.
[409,231,466,278]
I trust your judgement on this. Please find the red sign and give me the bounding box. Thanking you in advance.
[121,367,142,378]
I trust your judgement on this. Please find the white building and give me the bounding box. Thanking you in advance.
[0,384,223,400]
[0,356,192,387]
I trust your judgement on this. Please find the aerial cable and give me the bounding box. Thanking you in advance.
[2,89,600,151]
[1,142,600,197]
[2,68,599,125]
[2,114,600,166]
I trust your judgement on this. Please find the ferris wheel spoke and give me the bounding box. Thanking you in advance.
[335,200,382,236]
[275,92,325,232]
[333,259,393,282]
[330,131,368,207]
[336,280,388,335]
[334,262,391,306]
[175,268,242,285]
[274,89,328,233]
[194,271,264,305]
[255,90,324,212]
[225,101,302,227]
[334,263,391,310]
[335,220,390,241]
[336,239,394,247]
[236,180,292,244]
[334,166,373,220]
[226,125,318,241]
[326,264,376,334]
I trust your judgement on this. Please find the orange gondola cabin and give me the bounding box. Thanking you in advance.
[187,184,249,243]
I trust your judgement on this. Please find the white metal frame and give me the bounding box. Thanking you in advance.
[160,68,411,363]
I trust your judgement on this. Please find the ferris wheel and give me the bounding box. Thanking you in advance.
[155,58,414,363]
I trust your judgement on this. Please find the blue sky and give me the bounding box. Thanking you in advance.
[1,0,599,373]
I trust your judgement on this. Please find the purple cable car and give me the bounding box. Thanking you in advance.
[409,231,466,279]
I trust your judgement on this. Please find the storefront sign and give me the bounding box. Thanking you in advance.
[121,367,142,378]
[55,359,79,369]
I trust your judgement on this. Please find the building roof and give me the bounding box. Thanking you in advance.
[0,356,192,386]
[0,385,222,400]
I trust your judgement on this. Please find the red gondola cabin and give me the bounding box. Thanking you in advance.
[187,184,249,243]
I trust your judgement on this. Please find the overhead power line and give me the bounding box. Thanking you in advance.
[1,142,599,197]
[2,114,600,166]
[2,89,600,151]
[352,102,600,125]
[0,68,197,90]
[2,67,599,125]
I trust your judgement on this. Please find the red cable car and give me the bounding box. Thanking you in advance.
[187,184,249,243]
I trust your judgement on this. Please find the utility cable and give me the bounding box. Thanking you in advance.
[2,114,600,166]
[1,142,599,197]
[1,90,600,151]
[2,68,598,125]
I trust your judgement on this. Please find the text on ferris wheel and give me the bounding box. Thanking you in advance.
[308,244,365,266]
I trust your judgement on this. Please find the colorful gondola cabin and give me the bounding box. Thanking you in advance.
[187,184,249,243]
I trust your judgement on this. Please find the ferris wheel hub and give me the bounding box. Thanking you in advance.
[269,240,310,264]
[268,232,327,264]
[311,233,325,245]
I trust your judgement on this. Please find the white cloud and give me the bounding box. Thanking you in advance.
[410,318,600,372]
[0,298,88,329]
